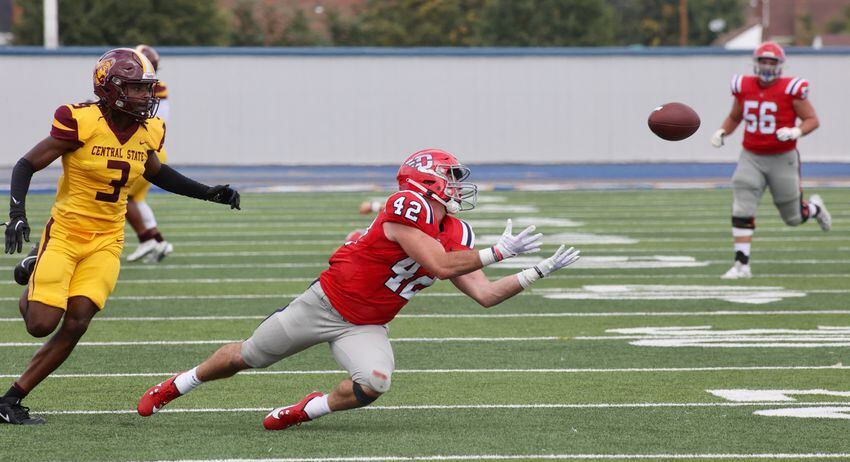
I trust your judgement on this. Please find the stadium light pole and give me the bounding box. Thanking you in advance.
[43,0,58,49]
[679,0,688,46]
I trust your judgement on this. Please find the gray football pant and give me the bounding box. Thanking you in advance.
[241,282,394,393]
[731,149,806,226]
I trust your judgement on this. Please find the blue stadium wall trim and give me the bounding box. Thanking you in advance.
[3,46,850,57]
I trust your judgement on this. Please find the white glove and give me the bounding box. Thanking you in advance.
[479,219,542,266]
[776,126,802,142]
[710,129,726,148]
[517,245,581,289]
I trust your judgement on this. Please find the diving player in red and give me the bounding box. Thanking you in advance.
[710,42,830,279]
[138,149,581,430]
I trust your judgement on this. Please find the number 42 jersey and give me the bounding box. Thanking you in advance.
[320,190,475,325]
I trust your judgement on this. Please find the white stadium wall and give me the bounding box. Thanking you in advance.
[1,48,848,165]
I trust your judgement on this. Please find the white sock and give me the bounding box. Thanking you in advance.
[174,367,203,395]
[734,242,751,257]
[304,394,331,420]
[808,201,820,217]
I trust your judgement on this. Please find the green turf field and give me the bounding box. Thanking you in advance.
[1,189,848,461]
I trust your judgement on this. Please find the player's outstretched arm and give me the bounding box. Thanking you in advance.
[711,100,743,148]
[384,218,542,280]
[451,245,581,308]
[5,137,76,253]
[143,151,241,209]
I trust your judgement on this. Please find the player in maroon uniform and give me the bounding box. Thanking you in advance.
[710,42,830,279]
[137,149,580,429]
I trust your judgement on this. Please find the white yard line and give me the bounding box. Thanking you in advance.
[3,310,850,323]
[1,365,846,379]
[34,401,850,416]
[1,288,848,303]
[139,453,850,462]
[0,337,559,347]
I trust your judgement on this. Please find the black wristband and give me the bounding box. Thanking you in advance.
[9,158,35,219]
[146,164,210,200]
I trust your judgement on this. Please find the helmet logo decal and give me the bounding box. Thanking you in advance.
[406,154,433,170]
[95,58,115,86]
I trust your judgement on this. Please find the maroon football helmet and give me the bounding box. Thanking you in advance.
[135,44,160,71]
[397,149,477,214]
[93,48,159,121]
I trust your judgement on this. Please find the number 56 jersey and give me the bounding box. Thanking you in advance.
[731,74,809,154]
[320,190,475,325]
[49,103,166,233]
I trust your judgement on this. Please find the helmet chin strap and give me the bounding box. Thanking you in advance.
[405,179,460,214]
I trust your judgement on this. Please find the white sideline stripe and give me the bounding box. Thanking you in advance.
[2,290,849,302]
[138,453,850,462]
[0,272,837,286]
[2,365,847,379]
[34,401,850,416]
[0,337,559,347]
[3,309,850,322]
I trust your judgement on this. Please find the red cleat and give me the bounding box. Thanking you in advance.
[137,374,182,416]
[263,392,324,430]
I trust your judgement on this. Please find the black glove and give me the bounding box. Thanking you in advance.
[205,184,241,210]
[5,215,30,254]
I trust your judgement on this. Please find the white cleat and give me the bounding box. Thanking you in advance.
[809,194,831,232]
[126,240,159,262]
[721,261,752,280]
[146,241,174,263]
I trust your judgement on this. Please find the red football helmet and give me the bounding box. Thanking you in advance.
[135,44,160,71]
[93,48,159,121]
[753,42,785,83]
[397,149,478,214]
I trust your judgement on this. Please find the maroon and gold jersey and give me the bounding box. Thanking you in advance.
[320,190,475,325]
[731,74,809,154]
[49,103,166,233]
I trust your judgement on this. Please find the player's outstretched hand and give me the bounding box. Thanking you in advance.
[494,218,542,259]
[4,216,30,254]
[205,184,241,210]
[516,244,580,288]
[535,245,581,276]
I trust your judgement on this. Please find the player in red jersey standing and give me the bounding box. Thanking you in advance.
[137,149,581,429]
[710,42,830,279]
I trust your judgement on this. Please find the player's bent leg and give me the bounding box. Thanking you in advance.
[21,301,65,338]
[2,296,99,425]
[775,198,805,226]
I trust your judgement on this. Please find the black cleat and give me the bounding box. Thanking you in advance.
[0,397,46,425]
[13,241,39,286]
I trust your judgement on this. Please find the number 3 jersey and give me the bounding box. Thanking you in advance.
[49,103,166,233]
[320,190,475,325]
[730,74,809,154]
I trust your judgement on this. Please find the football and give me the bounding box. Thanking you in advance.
[648,102,701,141]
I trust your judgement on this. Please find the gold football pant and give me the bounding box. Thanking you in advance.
[28,218,123,310]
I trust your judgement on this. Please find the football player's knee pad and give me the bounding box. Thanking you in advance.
[776,200,804,226]
[359,367,392,395]
[731,216,755,230]
[352,380,381,406]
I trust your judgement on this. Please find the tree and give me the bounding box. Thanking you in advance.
[477,0,616,46]
[327,0,487,46]
[12,0,229,46]
[607,0,746,46]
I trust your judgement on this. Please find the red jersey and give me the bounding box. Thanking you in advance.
[731,74,809,154]
[320,190,476,325]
